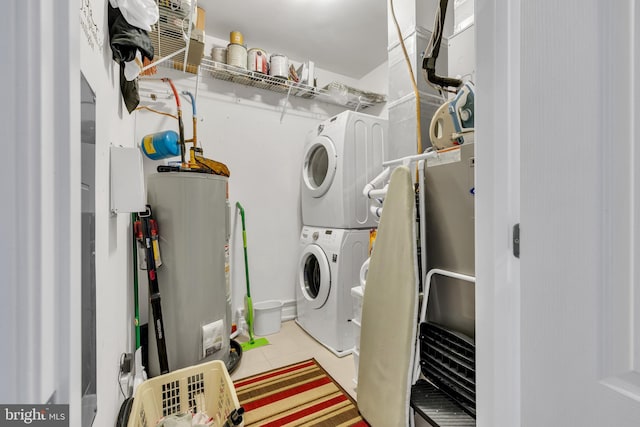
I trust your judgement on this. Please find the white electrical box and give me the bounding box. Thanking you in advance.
[110,146,146,214]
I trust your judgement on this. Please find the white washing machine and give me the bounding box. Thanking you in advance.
[301,111,386,229]
[296,226,370,357]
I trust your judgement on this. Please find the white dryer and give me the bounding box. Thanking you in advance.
[301,111,386,229]
[296,226,370,356]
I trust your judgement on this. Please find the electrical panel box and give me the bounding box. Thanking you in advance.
[110,146,146,214]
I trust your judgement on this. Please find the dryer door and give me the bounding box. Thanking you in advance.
[302,136,337,198]
[298,243,331,309]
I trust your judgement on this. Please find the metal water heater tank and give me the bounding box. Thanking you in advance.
[146,172,231,377]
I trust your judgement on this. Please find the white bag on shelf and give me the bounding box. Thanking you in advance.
[109,0,159,31]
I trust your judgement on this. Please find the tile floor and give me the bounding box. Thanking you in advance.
[231,320,358,400]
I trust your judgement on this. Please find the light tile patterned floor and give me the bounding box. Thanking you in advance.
[231,320,358,399]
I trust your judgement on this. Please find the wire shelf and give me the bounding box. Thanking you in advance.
[145,0,197,73]
[199,57,386,110]
[200,58,317,97]
[142,2,386,110]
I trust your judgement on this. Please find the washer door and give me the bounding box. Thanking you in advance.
[298,244,331,309]
[302,136,338,198]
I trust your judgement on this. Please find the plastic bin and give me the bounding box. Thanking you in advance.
[253,300,283,336]
[387,28,448,103]
[388,92,442,157]
[126,360,240,427]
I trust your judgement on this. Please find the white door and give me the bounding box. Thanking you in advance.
[477,0,640,426]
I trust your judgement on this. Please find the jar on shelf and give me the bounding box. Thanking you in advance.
[269,54,288,79]
[227,43,247,69]
[247,48,268,74]
[211,47,227,64]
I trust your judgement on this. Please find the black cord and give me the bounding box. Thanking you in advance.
[422,0,463,90]
[118,353,127,398]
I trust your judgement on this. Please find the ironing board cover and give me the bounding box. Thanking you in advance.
[357,166,418,427]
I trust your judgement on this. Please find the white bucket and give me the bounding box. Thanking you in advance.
[253,300,283,336]
[211,47,227,64]
[247,48,268,73]
[269,54,288,78]
[227,43,247,69]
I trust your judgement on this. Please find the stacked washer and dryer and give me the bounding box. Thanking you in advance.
[296,111,387,357]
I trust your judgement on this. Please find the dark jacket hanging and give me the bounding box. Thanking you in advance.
[108,3,154,113]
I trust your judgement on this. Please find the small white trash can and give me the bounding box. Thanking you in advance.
[253,300,283,336]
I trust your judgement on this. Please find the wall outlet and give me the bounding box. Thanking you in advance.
[120,352,133,374]
[118,352,134,398]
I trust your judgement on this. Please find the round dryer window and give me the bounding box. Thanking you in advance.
[302,136,337,198]
[298,244,331,309]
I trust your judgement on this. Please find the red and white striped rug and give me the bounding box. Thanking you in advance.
[234,359,370,427]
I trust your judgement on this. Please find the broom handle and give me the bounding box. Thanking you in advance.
[236,202,251,297]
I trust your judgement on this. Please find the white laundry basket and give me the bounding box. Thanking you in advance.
[253,300,283,336]
[126,360,240,427]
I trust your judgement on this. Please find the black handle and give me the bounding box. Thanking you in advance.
[139,205,170,374]
[422,0,463,90]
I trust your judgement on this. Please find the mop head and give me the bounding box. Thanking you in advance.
[240,337,270,352]
[240,300,270,351]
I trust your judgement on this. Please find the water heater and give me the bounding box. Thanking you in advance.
[146,172,231,377]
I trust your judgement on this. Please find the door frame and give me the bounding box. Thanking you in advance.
[0,0,81,420]
[475,0,522,425]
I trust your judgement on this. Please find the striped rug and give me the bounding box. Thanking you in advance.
[234,359,370,427]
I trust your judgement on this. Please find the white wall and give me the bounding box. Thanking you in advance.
[205,35,364,89]
[358,61,389,118]
[79,0,138,425]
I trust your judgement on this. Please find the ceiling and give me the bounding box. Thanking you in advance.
[197,0,388,79]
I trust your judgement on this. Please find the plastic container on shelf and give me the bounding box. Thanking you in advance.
[247,48,268,73]
[125,360,240,427]
[387,27,449,103]
[227,43,247,69]
[211,47,227,64]
[269,54,288,78]
[230,30,244,45]
[387,91,442,158]
[253,300,283,336]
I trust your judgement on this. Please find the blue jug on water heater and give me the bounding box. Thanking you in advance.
[141,130,180,160]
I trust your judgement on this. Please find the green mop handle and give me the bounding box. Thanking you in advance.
[236,202,251,298]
